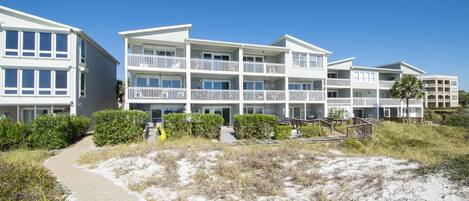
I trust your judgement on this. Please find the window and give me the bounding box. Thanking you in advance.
[243,81,263,90]
[328,73,338,78]
[136,78,147,87]
[309,54,323,69]
[353,71,375,82]
[293,52,307,67]
[55,70,68,95]
[80,39,86,63]
[39,70,51,95]
[243,56,264,63]
[21,69,35,95]
[39,33,52,57]
[288,83,312,90]
[80,72,86,97]
[4,69,18,94]
[244,106,264,114]
[5,31,19,56]
[22,32,36,57]
[328,91,338,98]
[56,34,68,58]
[149,78,159,87]
[135,77,159,87]
[203,80,230,90]
[162,79,181,88]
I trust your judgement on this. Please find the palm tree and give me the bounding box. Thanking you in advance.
[390,75,424,123]
[116,80,125,109]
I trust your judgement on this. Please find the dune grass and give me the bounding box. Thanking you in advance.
[0,149,53,164]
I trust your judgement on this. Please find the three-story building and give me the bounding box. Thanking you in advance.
[422,75,459,108]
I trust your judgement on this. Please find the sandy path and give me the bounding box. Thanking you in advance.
[43,136,143,201]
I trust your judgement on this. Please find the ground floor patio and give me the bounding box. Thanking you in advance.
[0,105,70,123]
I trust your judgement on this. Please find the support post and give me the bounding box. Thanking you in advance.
[185,42,191,114]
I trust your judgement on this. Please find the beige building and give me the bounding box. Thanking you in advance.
[423,75,458,108]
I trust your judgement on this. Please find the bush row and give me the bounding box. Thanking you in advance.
[299,125,325,138]
[443,114,469,128]
[92,110,148,146]
[0,115,90,150]
[233,114,278,139]
[163,113,224,139]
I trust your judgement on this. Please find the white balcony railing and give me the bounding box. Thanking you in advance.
[327,98,351,105]
[409,99,423,105]
[127,54,186,69]
[289,90,325,102]
[353,98,378,106]
[424,83,436,87]
[379,81,395,88]
[426,91,436,95]
[128,87,186,100]
[327,79,351,87]
[190,59,239,72]
[243,90,285,101]
[379,98,401,106]
[243,62,285,74]
[191,90,239,100]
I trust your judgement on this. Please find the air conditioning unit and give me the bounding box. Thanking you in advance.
[161,91,169,98]
[135,91,143,98]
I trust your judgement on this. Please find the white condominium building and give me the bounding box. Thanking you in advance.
[422,75,459,108]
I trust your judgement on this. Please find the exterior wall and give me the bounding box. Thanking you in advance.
[423,76,459,108]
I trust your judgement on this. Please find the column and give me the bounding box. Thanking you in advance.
[123,38,130,110]
[323,78,328,118]
[376,72,380,119]
[238,47,244,115]
[16,105,20,122]
[285,76,289,118]
[185,42,191,114]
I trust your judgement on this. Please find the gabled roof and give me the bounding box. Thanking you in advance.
[271,34,332,54]
[328,57,355,66]
[118,24,192,37]
[375,61,426,74]
[0,6,119,65]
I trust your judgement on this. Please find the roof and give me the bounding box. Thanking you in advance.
[422,75,458,80]
[118,24,192,37]
[0,5,119,65]
[328,57,355,66]
[375,61,426,74]
[186,38,289,51]
[271,34,332,54]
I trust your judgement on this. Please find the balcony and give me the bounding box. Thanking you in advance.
[243,90,285,101]
[379,81,395,88]
[243,62,285,74]
[427,98,436,102]
[327,98,351,106]
[128,87,186,100]
[190,59,239,72]
[353,98,378,107]
[327,79,351,87]
[127,54,186,69]
[426,91,436,95]
[379,98,401,106]
[409,99,423,105]
[289,90,325,102]
[424,83,436,87]
[191,89,239,101]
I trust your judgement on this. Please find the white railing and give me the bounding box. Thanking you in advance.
[327,79,351,87]
[327,98,351,105]
[379,81,395,88]
[127,54,186,69]
[191,90,239,100]
[289,90,325,101]
[243,62,285,74]
[425,83,436,87]
[190,59,239,72]
[409,99,423,105]
[243,90,285,101]
[427,98,436,102]
[353,98,378,106]
[128,87,186,100]
[426,91,436,95]
[379,98,401,106]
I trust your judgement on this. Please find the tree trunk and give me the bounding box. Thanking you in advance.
[406,98,410,124]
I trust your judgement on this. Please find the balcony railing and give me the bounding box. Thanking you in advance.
[191,89,239,100]
[128,87,186,100]
[243,62,285,74]
[289,90,325,101]
[379,98,401,106]
[426,91,436,95]
[327,79,351,87]
[353,98,378,106]
[190,59,239,72]
[243,90,285,101]
[409,99,423,105]
[427,98,436,102]
[424,83,436,87]
[327,98,351,105]
[127,54,186,69]
[379,81,395,88]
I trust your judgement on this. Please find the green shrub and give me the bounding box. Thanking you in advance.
[0,160,65,200]
[342,138,366,153]
[70,115,91,140]
[191,114,224,139]
[299,125,325,138]
[28,115,73,150]
[0,119,28,151]
[273,125,291,140]
[443,114,469,128]
[163,113,191,139]
[93,110,148,146]
[233,114,278,139]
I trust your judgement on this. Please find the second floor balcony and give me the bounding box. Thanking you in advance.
[128,87,186,100]
[327,98,351,105]
[243,90,285,101]
[289,90,325,102]
[327,79,351,87]
[190,58,239,72]
[243,62,285,74]
[379,81,395,88]
[353,98,378,107]
[127,54,186,70]
[191,89,239,101]
[379,98,401,106]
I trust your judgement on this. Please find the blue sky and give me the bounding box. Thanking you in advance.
[3,0,469,90]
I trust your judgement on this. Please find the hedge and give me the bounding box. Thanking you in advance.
[299,125,325,138]
[92,110,148,146]
[163,113,224,139]
[0,119,28,151]
[273,125,291,140]
[233,114,278,139]
[443,114,469,128]
[28,114,90,150]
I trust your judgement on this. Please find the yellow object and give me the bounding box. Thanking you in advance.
[156,124,167,142]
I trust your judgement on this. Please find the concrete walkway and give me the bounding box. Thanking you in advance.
[43,136,142,201]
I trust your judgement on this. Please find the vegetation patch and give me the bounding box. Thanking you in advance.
[273,125,291,140]
[233,114,278,139]
[0,119,28,151]
[299,125,325,138]
[163,113,224,139]
[92,110,148,146]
